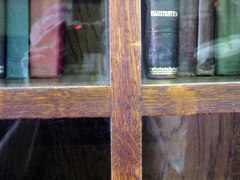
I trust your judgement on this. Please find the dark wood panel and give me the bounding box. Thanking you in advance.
[142,83,240,116]
[230,113,240,179]
[110,0,142,179]
[143,114,240,179]
[0,86,110,119]
[0,119,110,179]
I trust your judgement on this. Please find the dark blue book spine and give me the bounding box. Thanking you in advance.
[146,0,179,79]
[0,0,5,78]
[6,0,29,78]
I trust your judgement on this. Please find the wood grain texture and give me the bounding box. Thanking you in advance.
[142,83,240,116]
[143,76,240,85]
[143,113,240,179]
[110,0,142,179]
[0,86,110,119]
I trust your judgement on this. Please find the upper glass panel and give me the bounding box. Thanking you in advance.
[142,0,240,84]
[0,0,109,87]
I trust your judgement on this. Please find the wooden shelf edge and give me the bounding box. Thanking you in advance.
[0,86,111,120]
[142,83,240,116]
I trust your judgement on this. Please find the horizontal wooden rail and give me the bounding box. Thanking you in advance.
[0,86,111,119]
[142,83,240,116]
[2,81,240,119]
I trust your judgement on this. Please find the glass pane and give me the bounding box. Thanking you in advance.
[143,114,240,179]
[142,0,240,84]
[0,118,110,179]
[0,0,109,86]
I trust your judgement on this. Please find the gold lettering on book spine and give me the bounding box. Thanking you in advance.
[151,11,178,17]
[149,67,178,75]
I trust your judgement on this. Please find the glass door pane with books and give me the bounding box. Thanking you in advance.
[142,0,240,84]
[143,114,240,179]
[0,118,110,179]
[0,0,109,86]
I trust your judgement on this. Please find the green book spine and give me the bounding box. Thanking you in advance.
[215,0,240,75]
[6,0,29,79]
[0,0,5,78]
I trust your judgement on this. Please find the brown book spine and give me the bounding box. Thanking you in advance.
[178,0,198,77]
[196,0,215,75]
[30,0,65,78]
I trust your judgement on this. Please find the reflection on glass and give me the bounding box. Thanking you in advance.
[143,116,187,179]
[0,118,110,179]
[0,0,109,86]
[143,114,240,179]
[142,0,240,84]
[63,0,109,84]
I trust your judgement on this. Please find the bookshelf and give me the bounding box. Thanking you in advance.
[1,0,240,179]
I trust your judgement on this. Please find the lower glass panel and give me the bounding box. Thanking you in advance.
[143,114,240,179]
[0,118,110,179]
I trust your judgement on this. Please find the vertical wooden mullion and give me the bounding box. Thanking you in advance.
[110,0,142,179]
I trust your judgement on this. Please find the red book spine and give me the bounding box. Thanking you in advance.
[30,0,65,78]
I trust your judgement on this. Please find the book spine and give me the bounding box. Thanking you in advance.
[178,0,198,77]
[215,0,240,75]
[30,0,65,78]
[0,0,5,78]
[146,0,179,79]
[142,0,148,80]
[6,0,29,79]
[196,0,215,75]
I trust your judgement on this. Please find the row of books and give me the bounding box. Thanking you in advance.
[0,0,64,79]
[143,0,240,79]
[0,0,106,79]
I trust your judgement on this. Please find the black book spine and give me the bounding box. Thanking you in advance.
[146,0,179,79]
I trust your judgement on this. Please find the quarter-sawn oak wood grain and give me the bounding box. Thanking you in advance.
[110,0,142,179]
[142,83,240,116]
[0,86,110,119]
